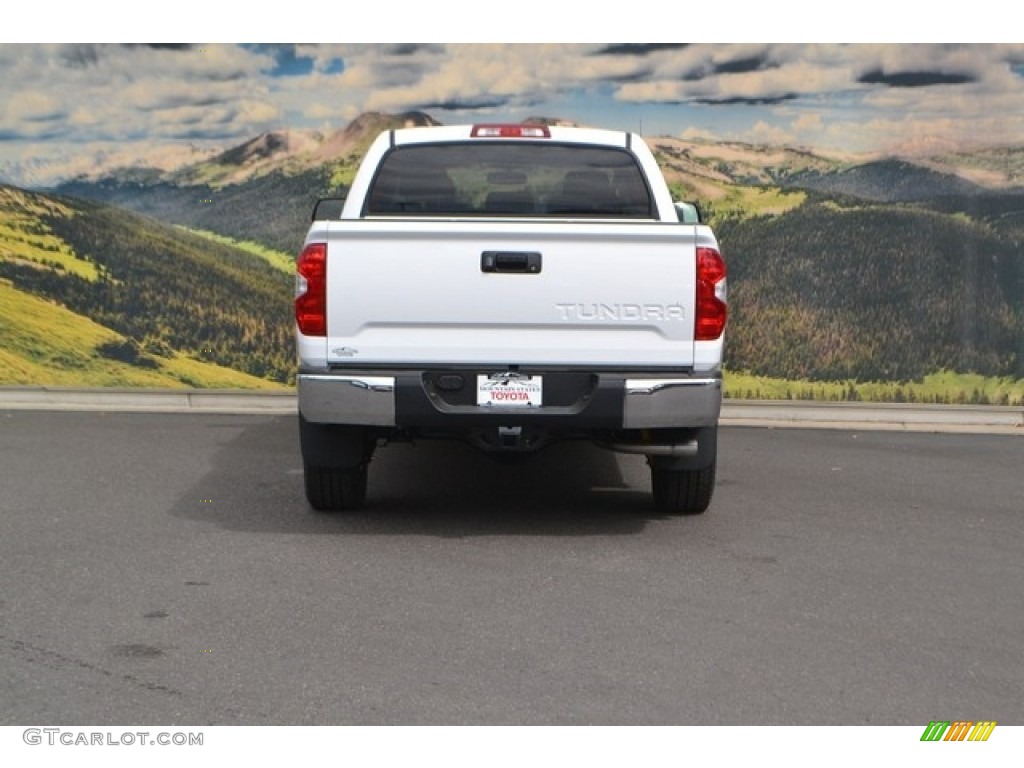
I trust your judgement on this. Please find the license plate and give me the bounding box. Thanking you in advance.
[476,374,543,407]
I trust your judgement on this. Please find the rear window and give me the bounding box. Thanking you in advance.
[365,142,653,218]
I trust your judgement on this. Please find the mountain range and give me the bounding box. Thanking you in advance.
[1,110,1022,393]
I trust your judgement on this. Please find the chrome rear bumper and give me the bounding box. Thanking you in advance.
[622,376,722,428]
[298,374,396,425]
[298,372,721,429]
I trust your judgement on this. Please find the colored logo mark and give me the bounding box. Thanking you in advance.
[920,721,996,742]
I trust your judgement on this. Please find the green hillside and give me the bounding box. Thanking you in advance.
[55,167,338,255]
[174,226,294,274]
[0,187,101,281]
[784,159,983,202]
[0,184,294,387]
[918,193,1024,243]
[718,199,1024,382]
[0,279,285,388]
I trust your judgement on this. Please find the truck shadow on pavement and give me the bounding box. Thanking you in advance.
[170,417,675,537]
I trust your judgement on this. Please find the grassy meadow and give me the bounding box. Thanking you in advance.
[0,279,287,389]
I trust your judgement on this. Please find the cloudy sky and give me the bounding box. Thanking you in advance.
[3,37,1023,186]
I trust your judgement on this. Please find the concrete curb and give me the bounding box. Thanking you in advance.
[722,399,1024,434]
[0,387,296,414]
[2,386,1022,435]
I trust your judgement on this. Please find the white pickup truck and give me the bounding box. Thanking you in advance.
[295,123,727,514]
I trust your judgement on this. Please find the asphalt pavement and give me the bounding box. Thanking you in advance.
[1,410,1022,724]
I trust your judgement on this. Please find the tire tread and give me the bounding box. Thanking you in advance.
[304,464,368,511]
[651,462,715,515]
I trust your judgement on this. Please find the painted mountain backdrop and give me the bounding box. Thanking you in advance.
[2,111,1023,402]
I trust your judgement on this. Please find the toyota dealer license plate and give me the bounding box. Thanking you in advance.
[477,374,543,407]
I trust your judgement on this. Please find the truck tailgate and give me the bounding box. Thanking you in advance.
[321,220,698,368]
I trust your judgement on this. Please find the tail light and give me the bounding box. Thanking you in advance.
[695,246,727,341]
[295,242,327,336]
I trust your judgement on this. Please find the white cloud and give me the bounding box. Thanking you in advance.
[747,119,799,147]
[2,43,1024,185]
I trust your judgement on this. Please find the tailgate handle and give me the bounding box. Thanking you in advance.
[481,251,542,274]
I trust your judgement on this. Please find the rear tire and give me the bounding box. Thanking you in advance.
[304,463,368,511]
[651,461,715,515]
[298,415,375,511]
